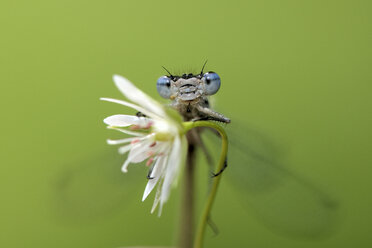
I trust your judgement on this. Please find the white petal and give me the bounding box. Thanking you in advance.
[118,144,132,154]
[100,97,158,119]
[103,115,142,127]
[142,155,167,201]
[121,135,154,172]
[121,157,131,173]
[128,137,154,163]
[151,182,162,214]
[113,75,166,118]
[152,119,175,134]
[169,136,187,189]
[107,137,135,145]
[130,140,168,163]
[157,202,164,217]
[107,126,144,137]
[160,136,182,206]
[148,145,174,215]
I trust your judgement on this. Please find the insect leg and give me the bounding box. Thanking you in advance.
[193,129,215,171]
[211,157,228,177]
[195,105,231,123]
[147,163,155,180]
[207,215,220,236]
[136,111,147,117]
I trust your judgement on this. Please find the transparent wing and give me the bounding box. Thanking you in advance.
[51,148,144,223]
[202,120,339,239]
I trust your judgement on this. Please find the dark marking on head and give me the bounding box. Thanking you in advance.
[161,61,212,81]
[187,103,191,113]
[180,73,196,79]
[181,84,194,88]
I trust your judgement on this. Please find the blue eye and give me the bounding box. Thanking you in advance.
[203,72,221,95]
[156,76,172,99]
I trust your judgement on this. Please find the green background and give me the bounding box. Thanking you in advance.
[1,0,371,247]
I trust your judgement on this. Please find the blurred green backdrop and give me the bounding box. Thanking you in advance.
[1,0,371,247]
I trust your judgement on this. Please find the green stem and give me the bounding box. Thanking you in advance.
[183,121,228,248]
[178,140,195,248]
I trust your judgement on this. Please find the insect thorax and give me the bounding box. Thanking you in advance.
[171,95,210,122]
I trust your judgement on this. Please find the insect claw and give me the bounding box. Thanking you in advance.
[211,171,223,178]
[207,215,220,236]
[211,158,228,178]
[147,162,155,179]
[136,111,147,117]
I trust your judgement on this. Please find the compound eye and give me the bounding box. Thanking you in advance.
[156,76,172,99]
[203,72,221,95]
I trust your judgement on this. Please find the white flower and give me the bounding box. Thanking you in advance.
[101,75,186,214]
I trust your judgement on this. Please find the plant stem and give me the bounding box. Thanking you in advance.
[182,121,228,248]
[178,133,196,248]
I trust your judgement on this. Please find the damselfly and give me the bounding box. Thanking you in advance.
[53,64,338,238]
